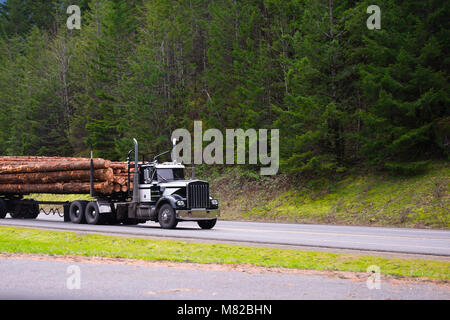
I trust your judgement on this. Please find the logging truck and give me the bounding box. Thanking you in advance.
[0,139,219,229]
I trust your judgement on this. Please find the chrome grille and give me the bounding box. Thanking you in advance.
[187,182,209,209]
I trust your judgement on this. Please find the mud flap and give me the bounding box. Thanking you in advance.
[63,203,71,222]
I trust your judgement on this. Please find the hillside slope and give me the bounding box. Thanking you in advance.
[27,162,449,229]
[205,162,449,229]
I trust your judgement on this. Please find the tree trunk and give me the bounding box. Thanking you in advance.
[0,182,114,194]
[0,159,110,174]
[0,169,113,184]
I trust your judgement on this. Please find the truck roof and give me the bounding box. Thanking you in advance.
[154,162,185,169]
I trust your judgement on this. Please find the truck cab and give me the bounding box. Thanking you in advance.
[105,139,219,229]
[133,161,219,229]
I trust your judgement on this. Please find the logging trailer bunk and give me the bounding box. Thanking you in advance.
[0,139,219,229]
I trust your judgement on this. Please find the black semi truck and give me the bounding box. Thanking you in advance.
[0,139,219,229]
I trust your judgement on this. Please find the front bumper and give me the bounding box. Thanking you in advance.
[176,208,219,221]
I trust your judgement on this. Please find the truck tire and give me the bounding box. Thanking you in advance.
[10,201,39,219]
[24,201,39,219]
[85,201,105,225]
[69,201,88,224]
[0,199,6,219]
[158,204,178,229]
[197,219,217,230]
[9,205,22,219]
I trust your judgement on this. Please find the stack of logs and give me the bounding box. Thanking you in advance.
[0,156,134,195]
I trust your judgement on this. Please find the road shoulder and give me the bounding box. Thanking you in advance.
[1,252,449,289]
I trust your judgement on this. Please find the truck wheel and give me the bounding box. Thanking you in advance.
[85,202,104,225]
[0,199,6,219]
[69,201,88,224]
[158,204,178,229]
[9,206,22,218]
[197,219,217,230]
[23,201,39,219]
[9,201,38,219]
[10,202,24,219]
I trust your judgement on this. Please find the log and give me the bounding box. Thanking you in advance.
[0,182,114,194]
[113,176,128,185]
[0,159,111,174]
[110,162,128,169]
[0,156,134,195]
[0,169,113,184]
[0,160,100,165]
[0,156,79,159]
[113,183,122,193]
[0,156,90,162]
[110,162,136,171]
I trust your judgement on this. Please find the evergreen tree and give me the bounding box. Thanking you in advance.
[69,0,138,159]
[0,27,71,155]
[0,0,447,175]
[274,0,364,174]
[359,0,450,172]
[0,0,61,36]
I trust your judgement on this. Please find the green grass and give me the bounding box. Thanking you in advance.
[206,162,450,228]
[23,194,93,212]
[25,194,93,202]
[0,226,449,280]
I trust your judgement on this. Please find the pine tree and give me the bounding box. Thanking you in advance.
[0,0,60,36]
[274,0,364,175]
[0,27,72,155]
[69,0,138,159]
[359,0,450,173]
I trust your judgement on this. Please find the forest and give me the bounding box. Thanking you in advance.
[0,0,448,177]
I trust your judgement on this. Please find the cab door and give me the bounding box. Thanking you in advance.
[139,167,154,203]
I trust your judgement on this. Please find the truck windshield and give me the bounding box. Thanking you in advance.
[157,168,185,181]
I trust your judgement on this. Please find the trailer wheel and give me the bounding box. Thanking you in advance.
[10,201,39,219]
[85,202,105,225]
[9,207,22,218]
[197,219,217,230]
[158,204,178,229]
[69,201,88,224]
[24,201,39,219]
[0,199,6,219]
[9,204,23,218]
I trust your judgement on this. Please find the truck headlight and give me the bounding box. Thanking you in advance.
[211,199,218,206]
[176,200,185,207]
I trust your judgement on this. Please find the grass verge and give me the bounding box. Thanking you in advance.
[0,226,448,281]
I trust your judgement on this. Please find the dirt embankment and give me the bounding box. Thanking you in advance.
[203,163,449,229]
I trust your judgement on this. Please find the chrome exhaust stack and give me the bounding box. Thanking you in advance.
[132,138,139,203]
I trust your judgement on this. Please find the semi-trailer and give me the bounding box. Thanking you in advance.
[0,139,219,229]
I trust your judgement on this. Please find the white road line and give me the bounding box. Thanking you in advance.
[218,227,450,241]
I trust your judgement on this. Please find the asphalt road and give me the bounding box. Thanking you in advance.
[0,257,448,300]
[0,214,449,256]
